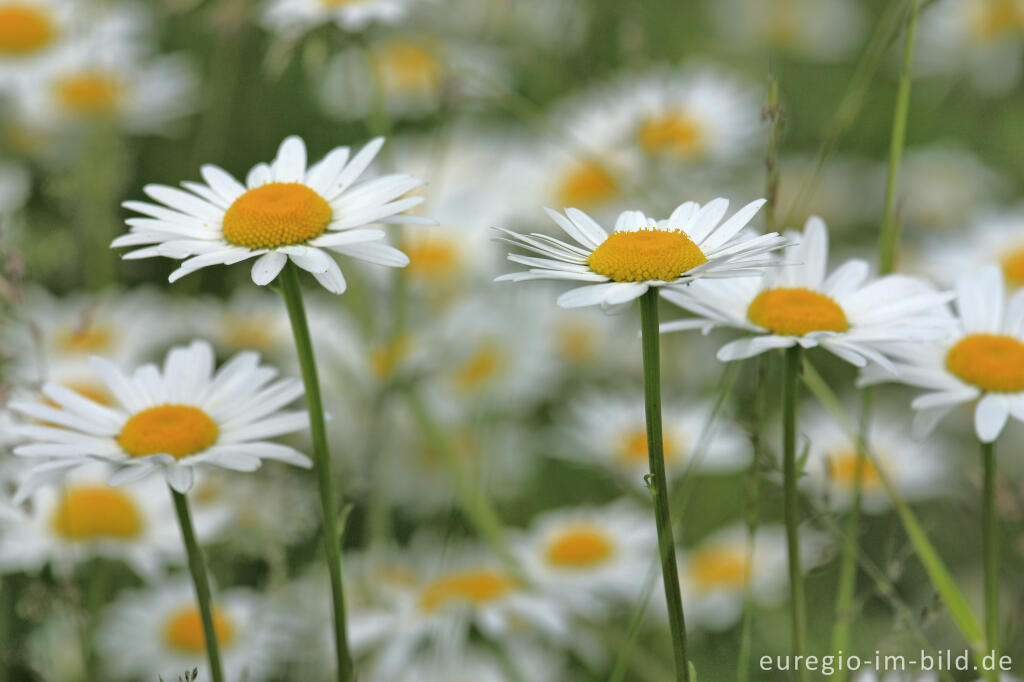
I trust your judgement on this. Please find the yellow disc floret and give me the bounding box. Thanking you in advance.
[827,451,882,489]
[617,428,681,465]
[0,4,55,56]
[164,606,235,654]
[51,485,143,540]
[946,333,1024,393]
[690,547,750,591]
[222,183,332,250]
[557,161,619,208]
[545,526,615,568]
[118,405,219,459]
[747,287,849,336]
[588,229,707,283]
[54,72,121,116]
[374,40,441,92]
[1001,246,1024,287]
[419,569,514,613]
[637,113,705,158]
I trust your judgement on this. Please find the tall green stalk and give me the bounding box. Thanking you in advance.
[169,488,224,682]
[278,263,355,682]
[638,289,690,682]
[782,346,807,682]
[981,440,999,655]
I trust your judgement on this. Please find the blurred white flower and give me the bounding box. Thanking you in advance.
[709,0,866,60]
[916,205,1024,289]
[264,0,412,35]
[895,146,1007,232]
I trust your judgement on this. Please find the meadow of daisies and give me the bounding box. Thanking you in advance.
[2,0,1024,680]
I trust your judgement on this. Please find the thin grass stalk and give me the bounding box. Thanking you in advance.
[982,440,999,655]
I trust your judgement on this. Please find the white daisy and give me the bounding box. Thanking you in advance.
[112,135,431,294]
[514,502,657,614]
[263,0,412,35]
[0,462,227,579]
[709,0,866,60]
[660,216,951,367]
[9,339,311,499]
[798,406,950,514]
[916,205,1024,289]
[896,145,1007,232]
[496,198,788,310]
[0,0,75,87]
[96,582,297,682]
[556,391,751,486]
[859,265,1024,444]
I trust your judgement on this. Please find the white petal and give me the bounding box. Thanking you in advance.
[272,135,308,183]
[251,251,288,285]
[975,393,1009,443]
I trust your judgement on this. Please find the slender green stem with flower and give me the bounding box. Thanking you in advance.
[639,289,690,682]
[169,488,224,682]
[981,440,999,656]
[278,262,355,682]
[783,345,808,682]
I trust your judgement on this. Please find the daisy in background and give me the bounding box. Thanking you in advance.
[797,406,950,514]
[660,216,951,366]
[916,205,1024,289]
[263,0,412,35]
[189,289,295,365]
[672,522,830,631]
[708,0,866,60]
[0,462,227,579]
[772,155,877,233]
[113,135,430,294]
[96,582,298,682]
[0,0,76,88]
[556,391,751,486]
[496,197,787,310]
[8,339,311,499]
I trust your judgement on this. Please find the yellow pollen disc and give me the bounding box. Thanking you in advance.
[375,41,442,91]
[747,287,849,336]
[221,182,332,250]
[972,0,1024,39]
[557,161,619,207]
[419,570,514,613]
[946,333,1024,393]
[544,526,615,568]
[690,547,750,591]
[118,405,219,459]
[557,322,594,362]
[1001,246,1024,287]
[56,325,114,354]
[588,229,707,283]
[454,344,503,391]
[827,450,882,488]
[51,485,143,540]
[54,72,120,115]
[617,428,681,465]
[370,334,411,378]
[406,239,459,277]
[221,315,277,350]
[0,4,55,55]
[637,113,705,158]
[164,607,235,654]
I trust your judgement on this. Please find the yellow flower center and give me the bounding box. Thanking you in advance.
[827,450,882,489]
[51,485,143,540]
[637,113,705,158]
[588,230,708,283]
[371,334,412,378]
[221,183,332,250]
[1001,246,1024,287]
[747,287,849,336]
[374,41,442,91]
[544,526,616,568]
[557,161,619,208]
[117,405,219,459]
[163,607,235,654]
[556,321,595,362]
[54,72,121,116]
[690,547,750,591]
[946,333,1024,393]
[972,0,1024,40]
[617,428,681,465]
[419,569,515,613]
[0,4,56,56]
[56,325,114,354]
[454,344,503,392]
[221,315,278,350]
[406,238,459,278]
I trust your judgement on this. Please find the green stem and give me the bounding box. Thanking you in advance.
[737,358,766,682]
[639,289,690,682]
[782,346,807,682]
[169,488,224,682]
[982,440,999,655]
[878,0,921,275]
[278,263,355,682]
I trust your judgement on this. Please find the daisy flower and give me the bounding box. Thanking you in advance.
[859,265,1024,443]
[496,197,788,310]
[798,406,949,514]
[709,0,866,60]
[917,205,1024,289]
[9,339,311,499]
[0,462,227,579]
[556,391,751,486]
[0,0,75,86]
[112,135,430,294]
[660,216,951,367]
[896,146,1007,232]
[263,0,412,35]
[514,503,657,613]
[96,582,297,682]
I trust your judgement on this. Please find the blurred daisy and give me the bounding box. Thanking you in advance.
[190,289,294,362]
[556,391,751,485]
[896,146,1007,232]
[97,582,296,682]
[368,645,564,682]
[853,673,938,682]
[860,265,1024,444]
[661,216,951,366]
[514,503,657,612]
[798,407,949,514]
[917,206,1024,289]
[264,0,411,34]
[113,135,430,294]
[709,0,865,59]
[917,0,1024,94]
[773,155,876,232]
[0,462,226,579]
[497,198,788,310]
[25,604,87,681]
[10,340,311,499]
[0,0,74,85]
[673,522,830,631]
